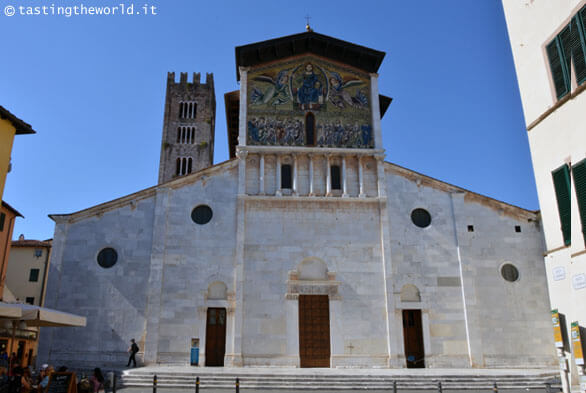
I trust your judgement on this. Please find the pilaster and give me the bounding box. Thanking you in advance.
[144,187,170,364]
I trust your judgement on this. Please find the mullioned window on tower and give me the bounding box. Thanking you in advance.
[546,5,586,100]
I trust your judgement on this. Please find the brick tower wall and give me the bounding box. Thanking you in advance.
[158,72,215,184]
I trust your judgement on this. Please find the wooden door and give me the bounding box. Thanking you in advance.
[402,309,425,368]
[299,295,330,368]
[205,308,226,367]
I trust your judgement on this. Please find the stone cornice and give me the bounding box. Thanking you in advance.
[49,159,238,224]
[238,145,385,157]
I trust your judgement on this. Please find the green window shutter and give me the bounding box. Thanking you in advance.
[572,160,586,242]
[579,6,586,84]
[546,37,570,99]
[552,164,571,246]
[559,15,586,87]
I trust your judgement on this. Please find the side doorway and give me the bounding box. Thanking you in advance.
[205,308,226,367]
[402,309,425,368]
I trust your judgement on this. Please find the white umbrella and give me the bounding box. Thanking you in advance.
[17,304,86,327]
[1,303,85,369]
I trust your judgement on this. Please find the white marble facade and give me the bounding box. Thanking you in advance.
[37,151,556,369]
[38,36,556,370]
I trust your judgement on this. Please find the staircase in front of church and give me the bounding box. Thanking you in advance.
[120,367,561,390]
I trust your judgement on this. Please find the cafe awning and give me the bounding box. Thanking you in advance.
[0,302,23,319]
[0,302,85,327]
[18,304,86,327]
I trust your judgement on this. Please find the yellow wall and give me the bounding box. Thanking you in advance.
[0,118,17,202]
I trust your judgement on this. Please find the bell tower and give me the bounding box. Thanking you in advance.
[158,72,215,184]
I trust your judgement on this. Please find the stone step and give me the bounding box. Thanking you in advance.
[120,367,561,389]
[120,372,561,390]
[123,372,556,379]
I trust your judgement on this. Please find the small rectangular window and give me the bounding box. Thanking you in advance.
[515,225,521,233]
[29,269,40,282]
[331,165,341,190]
[552,164,571,246]
[467,225,474,232]
[281,164,292,189]
[0,213,5,232]
[25,297,34,305]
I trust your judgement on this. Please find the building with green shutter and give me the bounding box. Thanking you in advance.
[502,1,586,392]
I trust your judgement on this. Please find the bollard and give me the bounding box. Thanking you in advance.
[393,380,397,393]
[113,374,117,393]
[493,382,499,393]
[153,374,157,393]
[438,381,443,393]
[196,376,200,393]
[236,377,240,393]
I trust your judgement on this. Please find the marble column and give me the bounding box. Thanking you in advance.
[326,155,332,196]
[259,154,265,195]
[308,154,314,196]
[292,154,298,196]
[276,155,282,196]
[342,156,348,198]
[358,155,366,198]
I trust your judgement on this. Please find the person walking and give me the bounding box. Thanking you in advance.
[126,339,139,368]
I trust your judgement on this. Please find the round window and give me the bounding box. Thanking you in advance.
[191,205,213,225]
[411,208,431,228]
[97,247,118,268]
[501,263,519,282]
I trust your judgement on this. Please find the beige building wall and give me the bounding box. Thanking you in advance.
[502,1,586,391]
[6,238,52,306]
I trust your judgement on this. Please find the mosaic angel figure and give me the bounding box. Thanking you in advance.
[250,70,291,106]
[327,72,368,109]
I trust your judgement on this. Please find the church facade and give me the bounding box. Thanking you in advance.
[39,32,556,369]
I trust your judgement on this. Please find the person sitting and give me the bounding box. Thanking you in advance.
[90,368,104,393]
[20,367,33,393]
[38,365,53,393]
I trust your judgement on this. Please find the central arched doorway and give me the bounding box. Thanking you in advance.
[299,294,330,367]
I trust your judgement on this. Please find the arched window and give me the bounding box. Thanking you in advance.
[298,258,328,281]
[331,165,341,190]
[208,282,228,300]
[281,164,292,189]
[305,112,315,146]
[179,101,197,119]
[187,157,193,174]
[175,158,181,176]
[400,284,421,302]
[176,127,181,143]
[181,157,187,175]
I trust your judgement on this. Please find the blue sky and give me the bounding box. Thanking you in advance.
[1,0,536,240]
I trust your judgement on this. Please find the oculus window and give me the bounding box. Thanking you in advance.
[192,205,213,225]
[411,208,431,228]
[97,247,118,269]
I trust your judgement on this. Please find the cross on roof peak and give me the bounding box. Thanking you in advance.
[305,15,313,32]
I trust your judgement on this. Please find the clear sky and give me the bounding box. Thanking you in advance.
[0,0,536,241]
